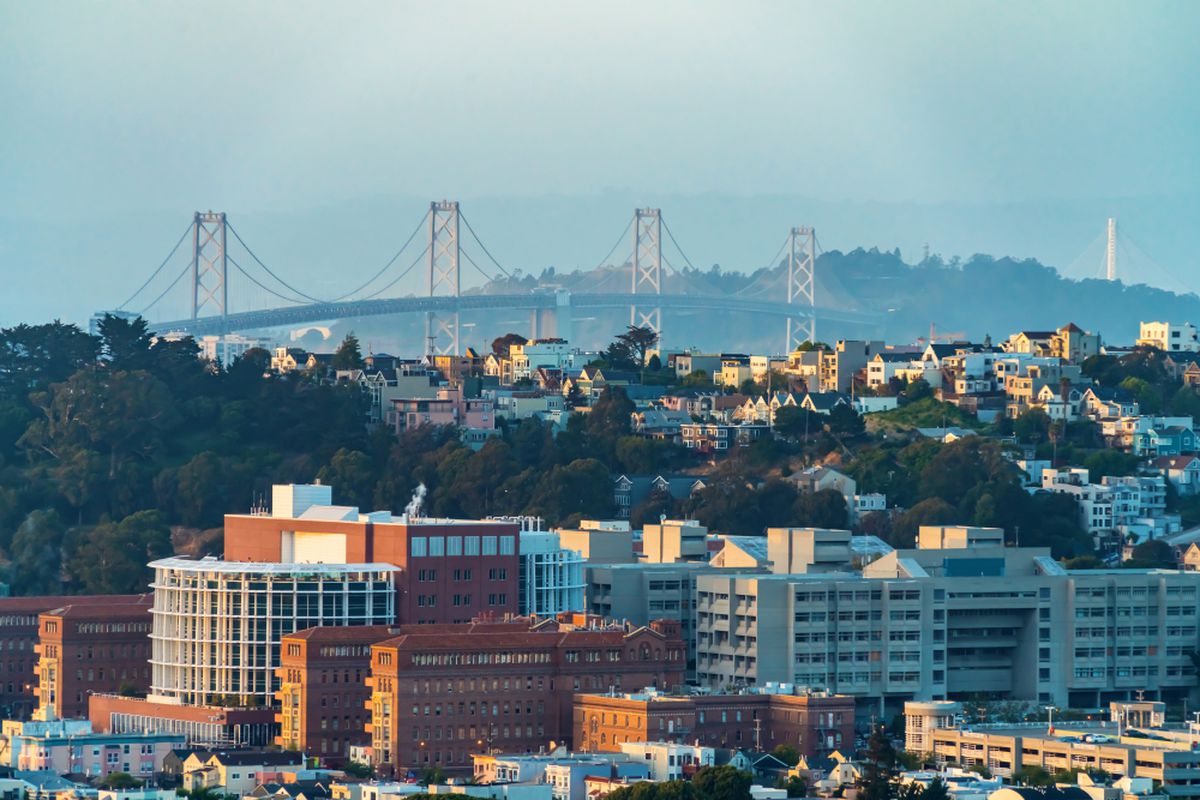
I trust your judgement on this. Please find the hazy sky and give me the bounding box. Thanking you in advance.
[2,1,1198,325]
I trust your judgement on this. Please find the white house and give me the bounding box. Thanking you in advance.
[1138,321,1200,352]
[616,742,715,782]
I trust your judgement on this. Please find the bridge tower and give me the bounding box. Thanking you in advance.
[191,211,228,322]
[630,208,663,339]
[785,226,816,352]
[426,201,461,356]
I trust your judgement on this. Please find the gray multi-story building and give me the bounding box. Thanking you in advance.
[588,561,753,680]
[695,526,1200,714]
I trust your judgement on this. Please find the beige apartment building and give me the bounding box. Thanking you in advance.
[906,701,1200,798]
[695,526,1200,714]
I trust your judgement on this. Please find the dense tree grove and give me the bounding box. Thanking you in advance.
[8,304,1184,594]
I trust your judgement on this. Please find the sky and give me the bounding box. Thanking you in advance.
[1,1,1198,326]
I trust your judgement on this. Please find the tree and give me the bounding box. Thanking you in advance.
[777,776,807,798]
[1083,448,1140,479]
[97,314,153,369]
[526,459,615,523]
[66,509,171,594]
[891,498,956,548]
[1013,765,1053,787]
[564,382,585,410]
[1120,376,1163,414]
[616,325,660,368]
[797,488,850,529]
[317,449,377,511]
[771,744,801,767]
[175,451,225,527]
[922,778,950,800]
[1013,407,1051,444]
[827,404,866,436]
[692,765,752,800]
[774,406,819,441]
[491,332,528,357]
[331,332,365,371]
[7,509,66,595]
[1127,538,1175,568]
[630,486,677,528]
[419,766,447,785]
[901,378,933,403]
[858,725,897,800]
[100,773,143,790]
[0,321,98,399]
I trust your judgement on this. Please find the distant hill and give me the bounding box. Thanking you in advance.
[450,248,1200,352]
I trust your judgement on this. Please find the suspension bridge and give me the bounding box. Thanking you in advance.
[107,202,879,354]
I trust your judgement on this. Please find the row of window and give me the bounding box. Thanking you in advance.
[410,535,516,558]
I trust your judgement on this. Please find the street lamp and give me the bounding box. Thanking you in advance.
[1044,706,1057,735]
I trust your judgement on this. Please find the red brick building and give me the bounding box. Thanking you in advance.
[35,595,154,719]
[224,494,520,625]
[276,624,400,764]
[364,616,686,776]
[0,594,147,720]
[573,689,855,758]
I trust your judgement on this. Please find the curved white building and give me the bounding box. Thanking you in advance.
[149,557,397,706]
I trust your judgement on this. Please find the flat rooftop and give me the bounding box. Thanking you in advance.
[953,723,1200,754]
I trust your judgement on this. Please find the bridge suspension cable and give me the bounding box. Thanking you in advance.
[227,255,310,305]
[359,244,432,301]
[226,222,327,304]
[735,233,792,297]
[118,222,193,311]
[138,261,193,317]
[660,216,699,272]
[460,248,497,283]
[593,218,634,271]
[328,208,432,302]
[460,212,513,280]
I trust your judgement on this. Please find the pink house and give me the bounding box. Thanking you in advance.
[389,385,494,433]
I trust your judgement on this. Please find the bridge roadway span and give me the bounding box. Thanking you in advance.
[152,292,879,336]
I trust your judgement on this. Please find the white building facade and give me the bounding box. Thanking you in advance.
[516,529,586,616]
[148,557,397,706]
[1139,321,1200,353]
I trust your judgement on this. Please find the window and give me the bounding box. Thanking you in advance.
[483,536,498,556]
[447,536,463,556]
[500,536,516,555]
[429,537,445,557]
[465,537,480,556]
[412,537,428,557]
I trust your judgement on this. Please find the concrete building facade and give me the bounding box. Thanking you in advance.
[694,526,1200,713]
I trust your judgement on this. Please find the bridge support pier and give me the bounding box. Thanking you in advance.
[553,289,573,344]
[425,311,459,358]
